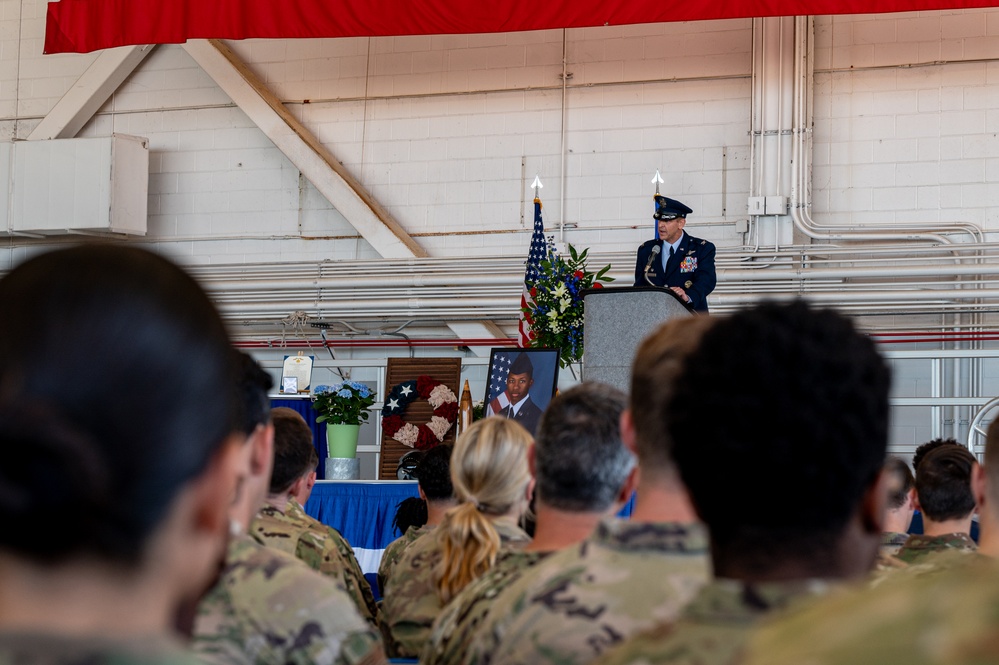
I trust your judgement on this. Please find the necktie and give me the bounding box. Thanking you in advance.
[664,245,674,271]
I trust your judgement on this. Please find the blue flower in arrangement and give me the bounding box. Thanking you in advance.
[336,388,353,398]
[313,384,331,394]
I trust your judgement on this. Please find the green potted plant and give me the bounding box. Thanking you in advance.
[311,381,376,458]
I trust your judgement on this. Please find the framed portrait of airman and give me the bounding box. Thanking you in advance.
[483,348,559,438]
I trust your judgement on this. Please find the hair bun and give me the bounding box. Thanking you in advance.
[0,400,111,560]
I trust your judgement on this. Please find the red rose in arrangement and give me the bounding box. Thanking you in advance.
[382,415,404,436]
[416,375,437,399]
[415,426,437,450]
[434,401,458,421]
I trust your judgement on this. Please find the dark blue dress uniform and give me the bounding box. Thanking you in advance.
[633,196,717,313]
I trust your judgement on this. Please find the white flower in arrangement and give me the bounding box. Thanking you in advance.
[552,283,567,298]
[559,297,571,313]
[546,309,559,321]
[428,384,457,409]
[427,416,452,439]
[395,423,420,447]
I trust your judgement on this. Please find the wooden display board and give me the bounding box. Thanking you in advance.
[379,357,462,480]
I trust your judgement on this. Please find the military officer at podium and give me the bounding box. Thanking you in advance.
[633,196,717,313]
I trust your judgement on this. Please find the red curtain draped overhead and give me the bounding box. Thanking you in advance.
[45,0,999,54]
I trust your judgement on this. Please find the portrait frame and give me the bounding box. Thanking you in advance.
[483,348,560,437]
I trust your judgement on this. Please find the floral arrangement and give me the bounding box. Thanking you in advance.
[382,375,458,450]
[523,244,614,368]
[311,381,376,426]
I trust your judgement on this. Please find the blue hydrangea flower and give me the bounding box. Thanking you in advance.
[358,386,371,398]
[313,385,331,394]
[337,388,352,398]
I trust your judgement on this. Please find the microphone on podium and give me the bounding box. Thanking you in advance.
[642,244,661,286]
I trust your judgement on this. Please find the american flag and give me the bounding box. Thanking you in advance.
[519,198,548,347]
[486,353,514,416]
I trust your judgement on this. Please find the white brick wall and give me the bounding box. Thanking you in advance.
[812,11,999,228]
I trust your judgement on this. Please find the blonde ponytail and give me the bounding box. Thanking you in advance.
[434,417,532,602]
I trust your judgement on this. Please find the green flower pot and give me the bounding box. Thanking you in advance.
[326,423,360,458]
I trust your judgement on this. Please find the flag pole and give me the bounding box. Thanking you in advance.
[651,169,664,239]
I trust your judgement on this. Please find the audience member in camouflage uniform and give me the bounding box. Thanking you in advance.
[380,418,534,659]
[591,300,893,665]
[379,523,431,592]
[743,418,999,664]
[422,383,636,665]
[196,536,385,665]
[742,551,999,664]
[895,444,978,565]
[462,317,717,665]
[881,457,915,559]
[193,353,385,665]
[0,247,245,665]
[378,444,456,595]
[284,497,379,614]
[251,408,379,626]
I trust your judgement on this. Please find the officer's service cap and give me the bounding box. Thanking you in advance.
[654,196,693,221]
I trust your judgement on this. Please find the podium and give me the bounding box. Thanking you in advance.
[581,286,693,393]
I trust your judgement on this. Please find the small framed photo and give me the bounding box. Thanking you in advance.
[281,376,299,394]
[483,348,560,438]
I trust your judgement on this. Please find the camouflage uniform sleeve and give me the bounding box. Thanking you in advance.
[422,551,549,665]
[294,530,380,629]
[379,536,445,659]
[466,534,709,665]
[193,538,388,665]
[742,555,999,665]
[378,536,408,595]
[326,527,381,627]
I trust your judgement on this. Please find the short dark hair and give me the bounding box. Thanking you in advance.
[535,382,633,512]
[913,438,960,472]
[416,444,454,501]
[269,407,316,494]
[668,300,891,567]
[392,496,428,535]
[915,444,976,522]
[884,457,915,510]
[629,316,717,474]
[0,245,237,565]
[234,352,274,436]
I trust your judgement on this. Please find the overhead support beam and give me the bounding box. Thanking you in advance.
[29,44,156,141]
[446,321,509,357]
[182,39,426,259]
